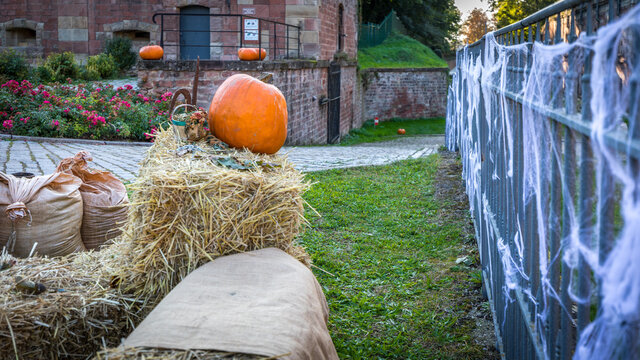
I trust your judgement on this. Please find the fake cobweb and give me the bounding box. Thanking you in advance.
[446,4,640,359]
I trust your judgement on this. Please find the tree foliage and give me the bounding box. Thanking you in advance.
[360,0,461,55]
[490,0,556,29]
[461,8,494,45]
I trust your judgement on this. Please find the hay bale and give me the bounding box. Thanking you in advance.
[116,128,310,306]
[0,128,311,359]
[0,243,136,358]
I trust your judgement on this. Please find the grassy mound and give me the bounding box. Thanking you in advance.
[358,33,448,70]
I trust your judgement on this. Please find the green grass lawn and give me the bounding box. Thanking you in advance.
[339,117,445,146]
[358,33,448,70]
[299,154,498,359]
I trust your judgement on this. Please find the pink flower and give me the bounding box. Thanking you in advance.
[63,109,70,114]
[155,99,161,104]
[52,120,59,127]
[43,100,50,104]
[125,84,133,90]
[116,129,120,132]
[2,119,13,129]
[42,91,50,98]
[77,105,83,110]
[96,88,101,92]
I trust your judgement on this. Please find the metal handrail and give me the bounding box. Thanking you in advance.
[448,0,640,358]
[151,13,301,60]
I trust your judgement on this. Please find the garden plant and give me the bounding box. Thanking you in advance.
[0,79,171,141]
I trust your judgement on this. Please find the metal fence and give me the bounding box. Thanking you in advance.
[447,0,639,359]
[152,13,300,60]
[358,10,404,48]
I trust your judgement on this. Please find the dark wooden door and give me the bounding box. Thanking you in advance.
[327,62,341,143]
[180,6,210,60]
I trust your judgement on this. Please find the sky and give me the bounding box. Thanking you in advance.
[454,0,492,18]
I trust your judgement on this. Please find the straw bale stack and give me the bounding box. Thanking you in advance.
[0,128,311,359]
[114,128,310,306]
[0,242,136,358]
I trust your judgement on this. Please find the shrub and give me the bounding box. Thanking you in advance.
[34,66,54,83]
[79,66,101,81]
[104,37,137,71]
[87,53,117,79]
[43,52,78,82]
[0,49,30,82]
[0,80,173,141]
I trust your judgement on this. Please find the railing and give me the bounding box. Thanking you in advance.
[358,10,403,48]
[151,13,301,60]
[446,0,640,359]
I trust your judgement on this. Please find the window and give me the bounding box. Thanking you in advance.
[6,28,36,47]
[114,30,150,42]
[338,5,344,51]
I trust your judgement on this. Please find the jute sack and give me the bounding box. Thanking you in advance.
[124,247,339,360]
[56,151,129,250]
[0,172,86,257]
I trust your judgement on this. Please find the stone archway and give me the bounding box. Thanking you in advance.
[100,20,159,52]
[0,18,44,59]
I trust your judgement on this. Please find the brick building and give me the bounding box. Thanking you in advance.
[0,1,449,145]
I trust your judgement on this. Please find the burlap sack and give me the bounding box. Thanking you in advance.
[0,172,86,257]
[57,151,129,250]
[124,248,339,360]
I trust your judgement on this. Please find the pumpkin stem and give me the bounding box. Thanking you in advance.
[258,72,273,84]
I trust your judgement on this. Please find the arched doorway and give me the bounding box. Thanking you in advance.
[180,5,210,60]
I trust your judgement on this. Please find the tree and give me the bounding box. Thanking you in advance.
[489,0,556,29]
[461,8,494,45]
[360,0,461,55]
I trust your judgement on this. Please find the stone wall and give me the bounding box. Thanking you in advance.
[0,0,358,62]
[361,68,449,120]
[138,59,363,145]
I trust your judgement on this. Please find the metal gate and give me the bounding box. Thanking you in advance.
[180,5,210,60]
[327,62,341,143]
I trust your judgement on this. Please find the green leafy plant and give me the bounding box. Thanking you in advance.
[0,49,30,82]
[43,52,78,82]
[87,53,118,79]
[103,37,137,71]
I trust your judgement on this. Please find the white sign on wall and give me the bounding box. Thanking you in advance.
[244,31,259,41]
[244,19,259,41]
[242,8,256,15]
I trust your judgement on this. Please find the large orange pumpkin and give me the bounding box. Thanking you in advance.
[139,45,164,60]
[208,74,287,154]
[237,48,267,61]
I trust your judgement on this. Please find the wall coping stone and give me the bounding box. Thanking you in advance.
[361,67,449,73]
[138,59,357,71]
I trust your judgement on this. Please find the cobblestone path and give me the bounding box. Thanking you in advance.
[0,135,444,182]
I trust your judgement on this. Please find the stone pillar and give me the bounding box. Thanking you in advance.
[285,0,319,59]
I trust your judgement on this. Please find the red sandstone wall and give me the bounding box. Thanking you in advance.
[138,61,360,145]
[318,0,358,60]
[0,0,357,62]
[362,68,449,120]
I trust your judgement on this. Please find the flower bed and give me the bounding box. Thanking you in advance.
[0,79,173,141]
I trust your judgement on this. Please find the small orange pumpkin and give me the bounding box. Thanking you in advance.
[208,74,287,154]
[397,128,406,135]
[238,48,267,61]
[139,45,164,60]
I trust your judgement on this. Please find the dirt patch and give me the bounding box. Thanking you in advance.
[433,150,501,358]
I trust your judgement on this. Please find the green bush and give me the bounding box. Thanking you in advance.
[87,53,117,79]
[34,66,53,83]
[79,65,101,81]
[0,49,30,82]
[104,37,137,71]
[43,52,78,82]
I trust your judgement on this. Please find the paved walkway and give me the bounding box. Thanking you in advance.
[0,135,444,182]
